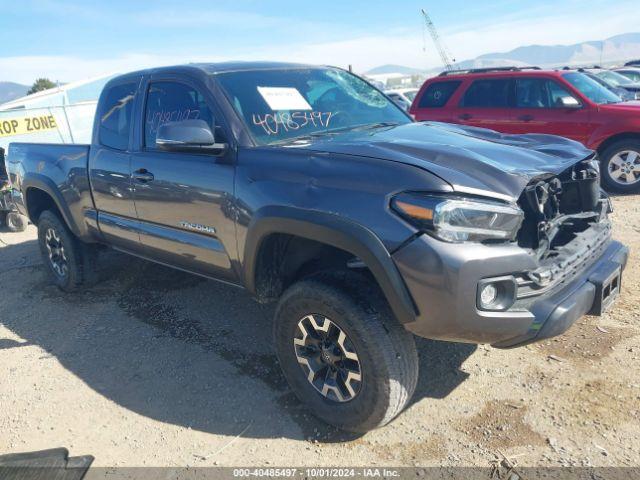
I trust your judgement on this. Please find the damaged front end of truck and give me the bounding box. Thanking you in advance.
[515,156,619,314]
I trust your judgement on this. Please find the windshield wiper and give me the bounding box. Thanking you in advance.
[270,122,402,145]
[271,122,400,145]
[355,121,402,130]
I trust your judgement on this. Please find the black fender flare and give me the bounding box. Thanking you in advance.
[20,173,82,237]
[243,206,418,325]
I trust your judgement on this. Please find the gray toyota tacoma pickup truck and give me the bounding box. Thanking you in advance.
[6,62,628,432]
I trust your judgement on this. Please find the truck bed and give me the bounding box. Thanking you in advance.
[6,142,93,239]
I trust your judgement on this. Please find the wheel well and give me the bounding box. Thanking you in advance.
[597,133,640,156]
[253,233,365,302]
[25,188,61,224]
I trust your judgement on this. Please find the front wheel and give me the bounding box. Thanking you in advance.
[274,272,418,432]
[600,140,640,193]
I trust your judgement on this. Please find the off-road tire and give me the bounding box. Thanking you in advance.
[6,212,27,232]
[274,271,418,432]
[37,210,98,291]
[600,139,640,193]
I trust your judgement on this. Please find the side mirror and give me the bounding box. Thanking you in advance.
[156,119,228,154]
[558,96,581,109]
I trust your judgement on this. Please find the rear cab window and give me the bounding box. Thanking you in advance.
[98,82,137,150]
[416,81,461,108]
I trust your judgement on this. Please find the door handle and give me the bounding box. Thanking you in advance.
[459,113,473,120]
[132,168,154,183]
[517,114,534,122]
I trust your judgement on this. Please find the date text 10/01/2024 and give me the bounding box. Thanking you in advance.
[251,111,333,136]
[232,468,400,477]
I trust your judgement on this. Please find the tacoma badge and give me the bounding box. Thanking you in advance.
[179,221,216,235]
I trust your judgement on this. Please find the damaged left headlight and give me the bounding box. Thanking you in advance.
[391,193,524,243]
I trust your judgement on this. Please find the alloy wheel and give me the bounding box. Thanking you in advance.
[293,314,362,402]
[45,227,68,277]
[608,150,640,185]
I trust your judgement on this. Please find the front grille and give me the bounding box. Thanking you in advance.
[515,220,611,299]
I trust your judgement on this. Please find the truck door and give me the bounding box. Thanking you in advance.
[130,78,238,282]
[89,77,143,252]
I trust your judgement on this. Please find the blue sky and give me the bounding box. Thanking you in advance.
[1,0,638,83]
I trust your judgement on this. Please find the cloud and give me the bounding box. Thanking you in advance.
[0,53,231,84]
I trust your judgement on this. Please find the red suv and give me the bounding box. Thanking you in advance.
[410,67,640,193]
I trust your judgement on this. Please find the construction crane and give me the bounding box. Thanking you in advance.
[421,8,455,71]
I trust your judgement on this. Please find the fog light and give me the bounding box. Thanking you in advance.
[479,284,498,307]
[476,276,518,312]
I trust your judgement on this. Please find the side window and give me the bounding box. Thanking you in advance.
[418,81,461,108]
[515,78,548,108]
[516,78,577,108]
[461,79,510,108]
[144,82,215,150]
[546,80,578,107]
[99,82,137,150]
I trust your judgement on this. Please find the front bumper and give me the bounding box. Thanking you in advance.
[393,233,628,347]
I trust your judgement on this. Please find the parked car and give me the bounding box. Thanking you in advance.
[385,88,419,111]
[410,67,640,192]
[624,59,640,67]
[573,70,635,101]
[582,68,640,100]
[6,62,628,432]
[570,68,639,101]
[614,66,640,83]
[590,75,635,100]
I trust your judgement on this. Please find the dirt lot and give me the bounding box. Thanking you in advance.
[1,195,639,469]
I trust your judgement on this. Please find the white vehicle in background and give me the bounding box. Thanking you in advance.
[385,88,419,111]
[585,68,640,100]
[614,67,640,84]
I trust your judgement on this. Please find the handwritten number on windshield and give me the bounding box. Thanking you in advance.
[252,111,333,135]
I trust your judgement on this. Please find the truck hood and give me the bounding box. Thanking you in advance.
[287,122,593,201]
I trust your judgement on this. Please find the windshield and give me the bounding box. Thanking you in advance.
[216,67,410,145]
[562,72,622,104]
[595,70,635,86]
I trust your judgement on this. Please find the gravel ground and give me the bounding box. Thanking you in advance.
[0,194,639,469]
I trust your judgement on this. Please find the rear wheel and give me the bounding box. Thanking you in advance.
[274,272,418,432]
[600,140,640,193]
[37,210,97,291]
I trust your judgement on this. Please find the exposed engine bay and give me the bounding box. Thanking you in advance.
[516,157,612,293]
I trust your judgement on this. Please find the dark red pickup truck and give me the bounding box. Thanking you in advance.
[410,68,640,193]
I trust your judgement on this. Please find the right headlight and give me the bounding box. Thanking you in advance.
[391,193,524,243]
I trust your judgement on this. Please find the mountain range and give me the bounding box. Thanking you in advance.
[365,32,640,75]
[0,82,29,104]
[3,33,640,102]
